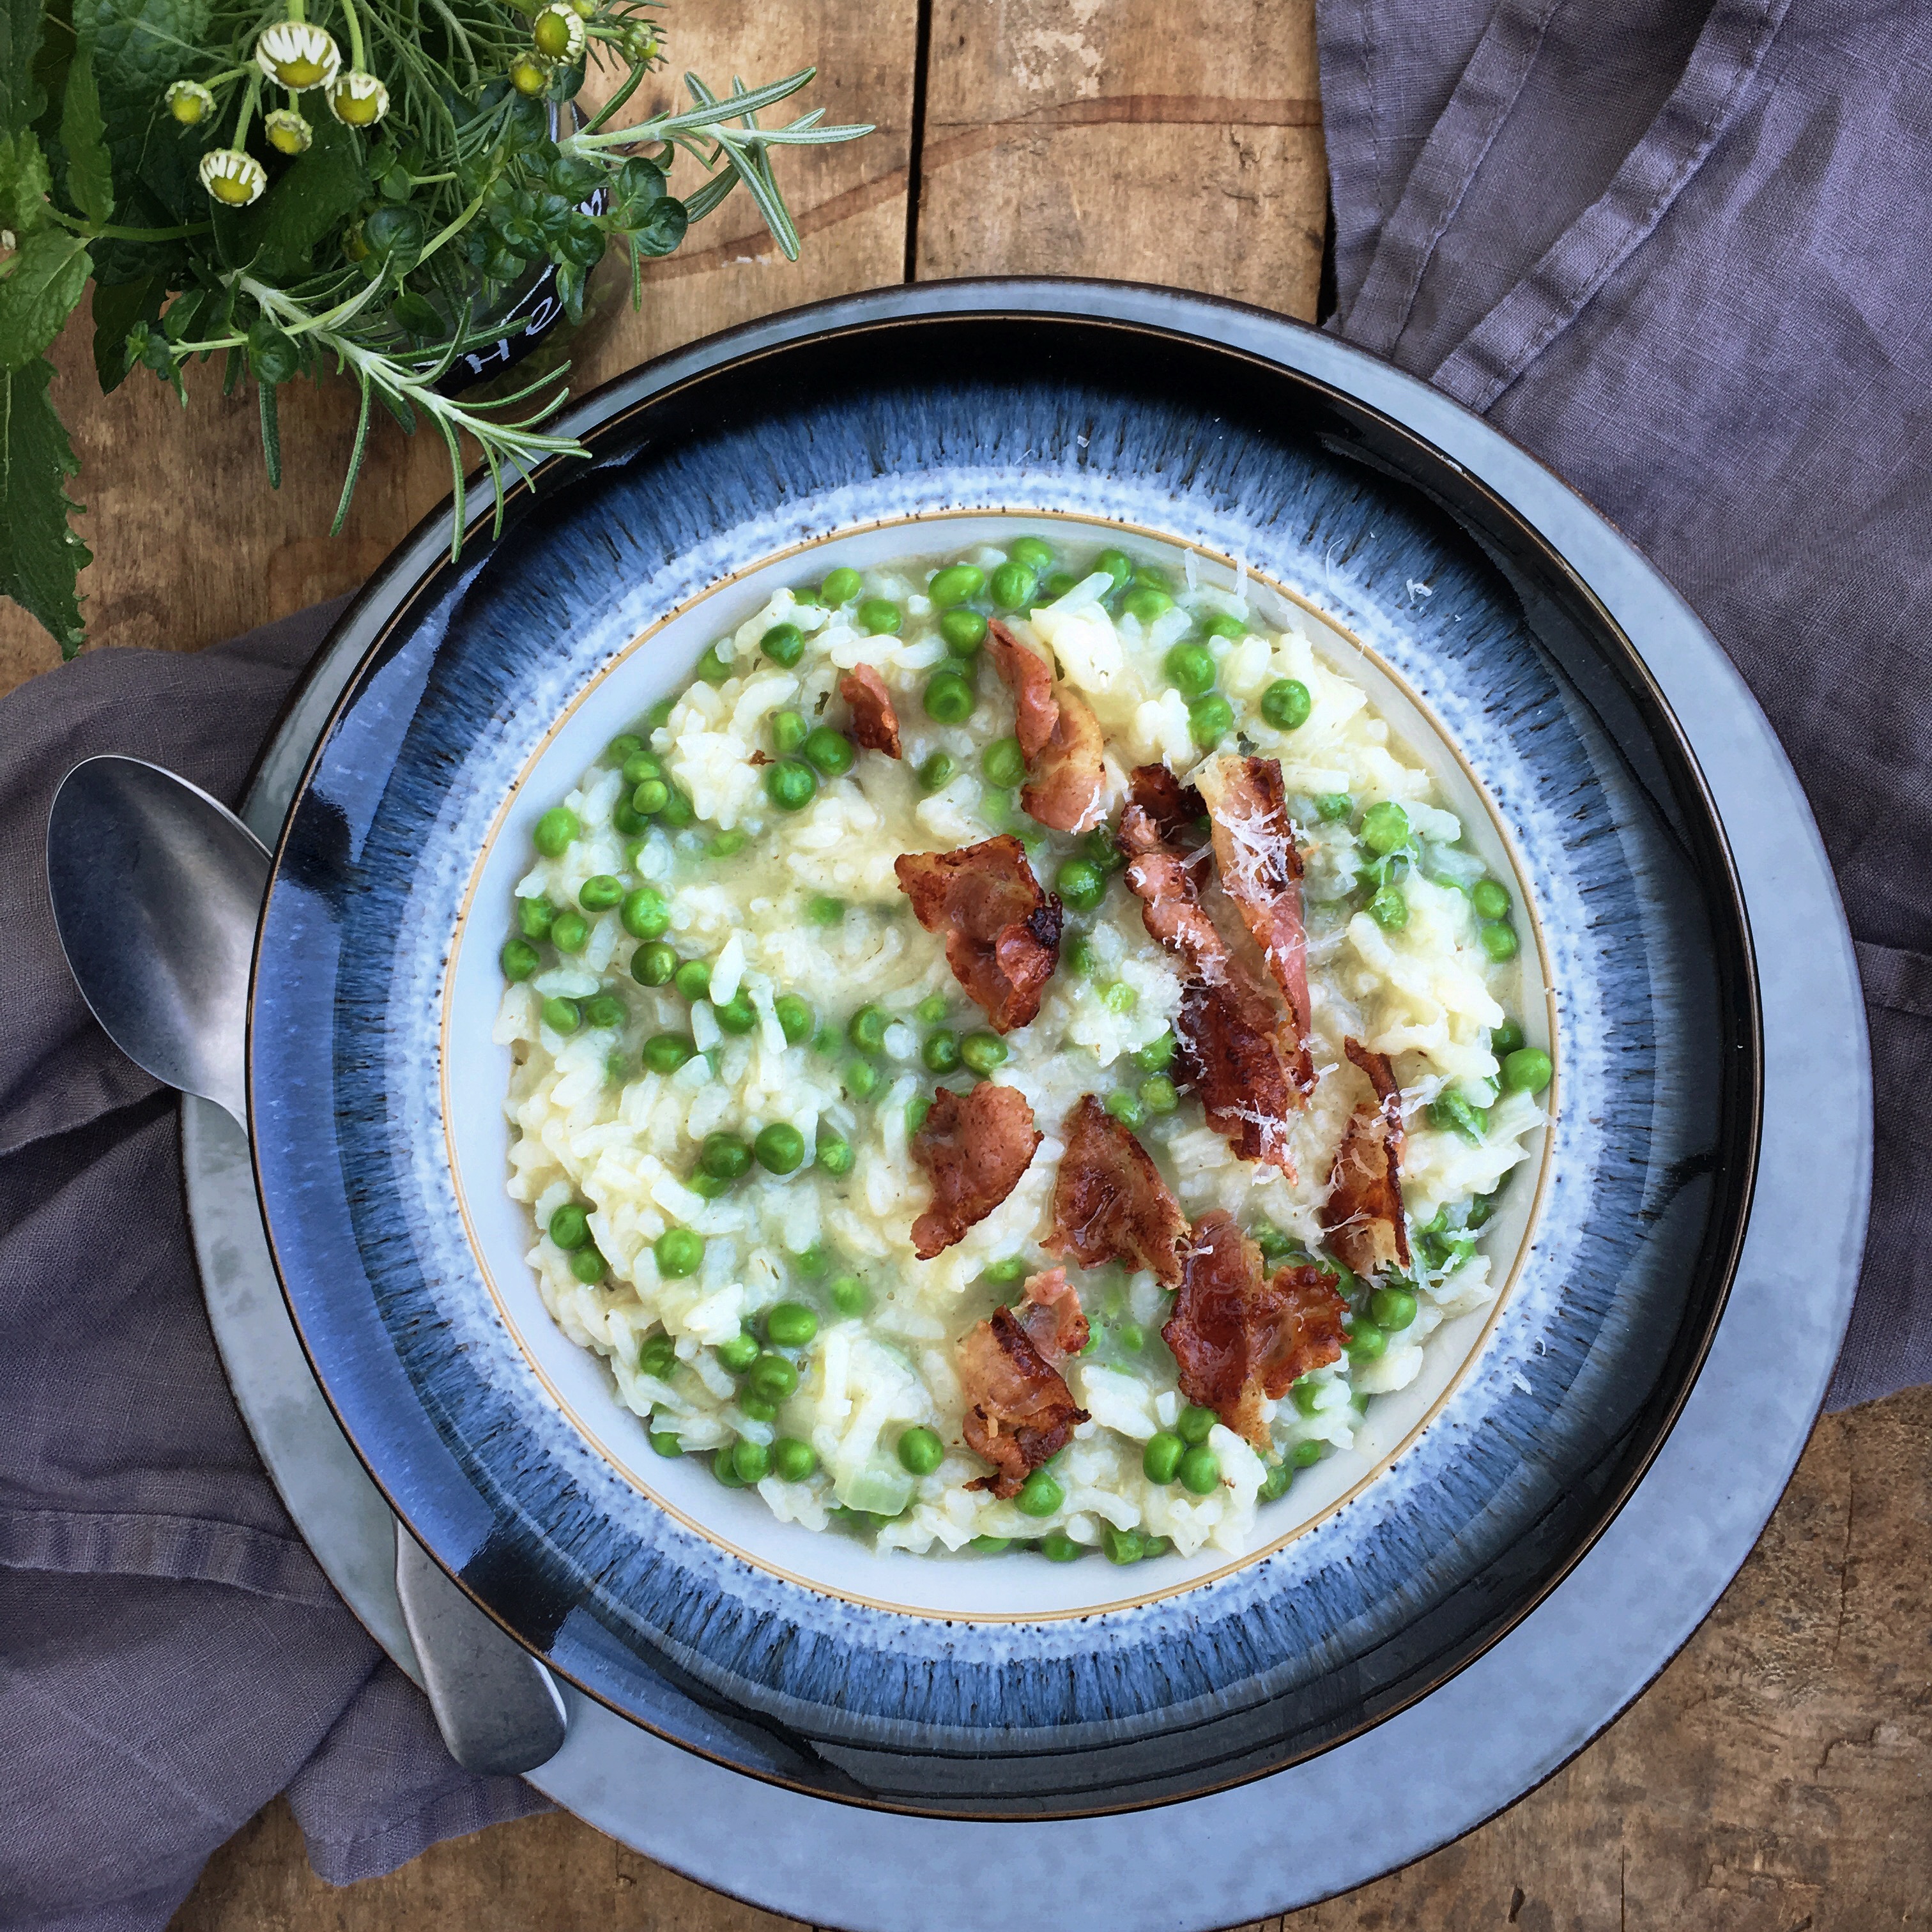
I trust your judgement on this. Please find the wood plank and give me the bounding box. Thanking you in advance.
[0,0,916,701]
[914,0,1326,314]
[172,1388,1932,1930]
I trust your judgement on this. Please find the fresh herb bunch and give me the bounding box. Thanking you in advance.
[0,0,869,656]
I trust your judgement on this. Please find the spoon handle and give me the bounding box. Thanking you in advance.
[394,1524,569,1775]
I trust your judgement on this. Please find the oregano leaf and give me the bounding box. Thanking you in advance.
[0,355,90,656]
[0,229,91,373]
[59,33,113,226]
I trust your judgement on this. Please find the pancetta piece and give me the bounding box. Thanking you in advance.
[895,836,1064,1032]
[1045,1095,1190,1286]
[986,621,1107,834]
[957,1305,1089,1499]
[908,1082,1043,1259]
[838,663,901,759]
[1128,763,1206,847]
[1196,755,1316,1096]
[1014,1265,1090,1363]
[1162,1210,1349,1448]
[1320,1039,1411,1276]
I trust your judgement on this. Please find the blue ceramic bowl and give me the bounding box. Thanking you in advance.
[249,283,1757,1816]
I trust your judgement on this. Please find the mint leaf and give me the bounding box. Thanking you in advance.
[0,229,90,372]
[90,272,161,392]
[0,127,53,234]
[0,355,89,654]
[0,0,49,134]
[249,115,371,280]
[60,34,113,225]
[82,0,211,110]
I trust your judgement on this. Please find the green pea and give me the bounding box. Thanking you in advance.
[1139,1075,1178,1116]
[990,561,1036,610]
[764,758,818,813]
[1370,1286,1418,1331]
[915,993,949,1024]
[1502,1046,1552,1094]
[1142,1432,1185,1484]
[647,1229,702,1282]
[639,1331,678,1378]
[772,709,809,756]
[516,896,555,942]
[712,1446,749,1487]
[632,941,677,987]
[792,1244,829,1280]
[983,1257,1027,1285]
[983,737,1027,788]
[1101,981,1137,1015]
[738,1390,780,1425]
[1480,921,1520,962]
[816,1133,855,1177]
[842,1059,880,1102]
[619,886,669,940]
[1491,1019,1526,1057]
[1467,1190,1499,1230]
[919,751,958,792]
[621,750,663,787]
[820,567,862,605]
[755,1121,806,1174]
[929,564,986,604]
[804,728,855,777]
[1178,1444,1222,1495]
[583,993,626,1029]
[897,1426,944,1476]
[1188,693,1234,749]
[807,894,845,925]
[1252,1223,1294,1261]
[569,1245,606,1284]
[1039,857,1100,914]
[1197,610,1248,641]
[761,622,805,667]
[1042,571,1078,601]
[549,910,588,953]
[923,1030,961,1073]
[1292,1379,1327,1418]
[1010,536,1055,573]
[576,873,620,912]
[647,698,674,728]
[1257,1460,1292,1502]
[1368,885,1409,930]
[732,1439,770,1484]
[1361,801,1411,855]
[1133,564,1172,592]
[627,778,669,818]
[1015,1470,1064,1517]
[641,1031,694,1074]
[501,939,540,981]
[774,993,815,1044]
[716,1330,760,1373]
[698,1132,752,1182]
[1082,825,1126,874]
[829,1273,868,1317]
[691,644,731,686]
[858,597,903,637]
[1346,1319,1386,1365]
[714,992,757,1035]
[1117,1321,1147,1354]
[903,1095,930,1133]
[1471,878,1512,921]
[547,1203,590,1252]
[607,733,644,766]
[533,806,579,857]
[657,788,694,829]
[848,1004,888,1054]
[1292,1438,1325,1469]
[1104,1089,1146,1131]
[1316,792,1353,822]
[1095,548,1135,590]
[759,1303,815,1351]
[1123,585,1173,624]
[648,1429,684,1457]
[1067,935,1098,977]
[1261,678,1312,730]
[1133,1030,1176,1074]
[1039,1530,1085,1561]
[773,1437,818,1482]
[960,1032,1008,1076]
[541,996,581,1034]
[1176,1404,1218,1446]
[673,958,711,1003]
[750,1353,800,1401]
[1164,641,1217,699]
[963,1535,1008,1555]
[924,670,977,724]
[940,608,988,654]
[1429,1091,1489,1143]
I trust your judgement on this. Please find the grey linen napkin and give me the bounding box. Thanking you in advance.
[0,604,546,1931]
[1317,0,1928,1407]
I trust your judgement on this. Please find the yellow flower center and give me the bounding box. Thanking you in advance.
[209,172,257,206]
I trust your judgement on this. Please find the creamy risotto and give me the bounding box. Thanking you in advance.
[493,536,1551,1564]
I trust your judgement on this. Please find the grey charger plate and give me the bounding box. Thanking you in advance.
[184,280,1867,1926]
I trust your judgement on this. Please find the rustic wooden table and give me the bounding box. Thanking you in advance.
[7,3,1922,1924]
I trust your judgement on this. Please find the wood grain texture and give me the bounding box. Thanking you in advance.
[0,0,916,700]
[170,1390,1932,1931]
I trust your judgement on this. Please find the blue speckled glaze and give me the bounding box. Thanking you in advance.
[252,302,1755,1815]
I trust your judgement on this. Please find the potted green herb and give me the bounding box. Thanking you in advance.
[0,0,868,654]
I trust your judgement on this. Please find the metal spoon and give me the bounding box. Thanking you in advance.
[47,755,568,1777]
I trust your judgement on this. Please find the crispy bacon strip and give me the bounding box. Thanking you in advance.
[908,1082,1043,1259]
[1162,1211,1348,1448]
[986,621,1107,834]
[1197,756,1316,1096]
[1121,781,1299,1176]
[1128,763,1206,847]
[895,836,1063,1032]
[838,663,901,759]
[1320,1040,1411,1276]
[957,1305,1088,1498]
[1045,1095,1189,1286]
[1015,1266,1089,1363]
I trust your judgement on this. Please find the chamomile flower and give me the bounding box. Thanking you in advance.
[532,4,586,62]
[198,148,268,207]
[264,108,313,155]
[164,79,216,125]
[326,70,390,126]
[254,20,342,91]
